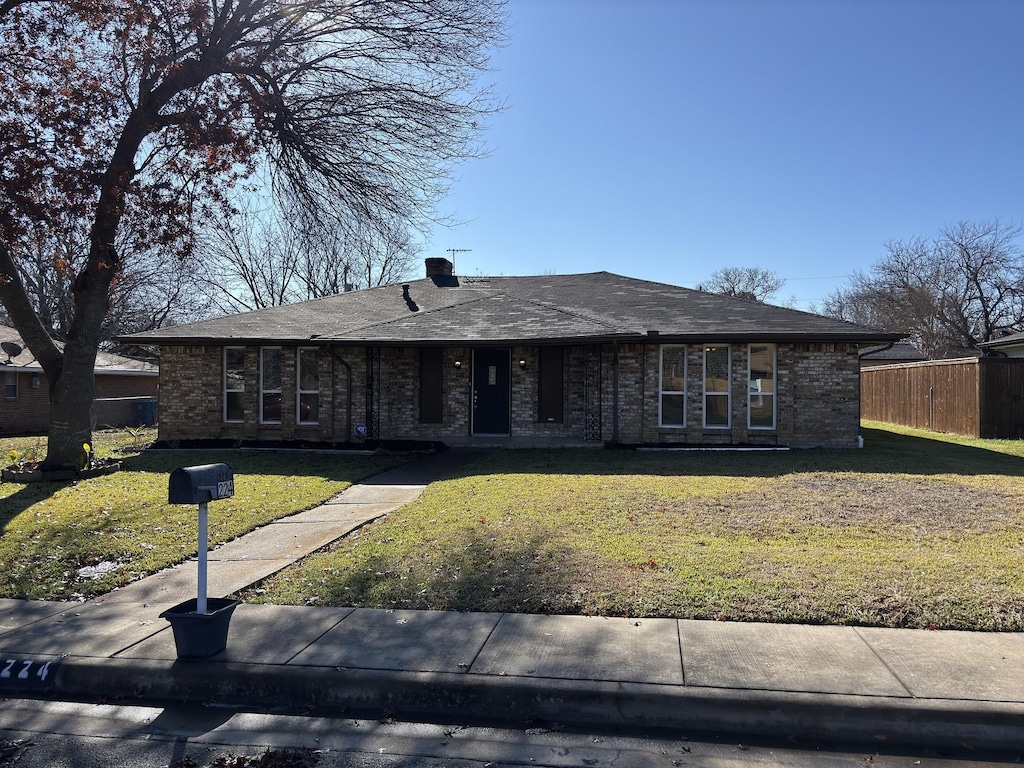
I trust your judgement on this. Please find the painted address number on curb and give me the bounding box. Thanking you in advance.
[0,659,59,690]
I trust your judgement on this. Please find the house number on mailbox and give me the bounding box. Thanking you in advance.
[488,366,497,386]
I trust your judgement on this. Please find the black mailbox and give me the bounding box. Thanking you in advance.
[168,463,235,504]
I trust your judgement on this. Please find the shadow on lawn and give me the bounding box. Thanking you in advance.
[439,426,1024,481]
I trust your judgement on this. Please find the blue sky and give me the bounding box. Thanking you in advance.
[422,0,1024,311]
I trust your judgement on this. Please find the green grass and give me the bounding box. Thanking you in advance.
[242,422,1024,630]
[0,429,407,600]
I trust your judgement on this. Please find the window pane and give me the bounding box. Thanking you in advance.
[749,344,774,393]
[226,392,244,421]
[661,393,684,426]
[299,349,319,391]
[262,349,282,390]
[661,347,685,392]
[262,393,282,423]
[225,349,244,392]
[705,345,729,393]
[750,394,775,428]
[705,394,729,426]
[299,393,319,423]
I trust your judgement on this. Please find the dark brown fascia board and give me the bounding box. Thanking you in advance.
[119,330,903,347]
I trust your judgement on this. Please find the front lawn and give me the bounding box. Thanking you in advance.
[242,422,1024,630]
[0,431,406,600]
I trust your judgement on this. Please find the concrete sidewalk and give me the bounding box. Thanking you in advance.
[1,449,1023,754]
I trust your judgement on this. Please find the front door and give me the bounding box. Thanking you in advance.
[473,348,511,435]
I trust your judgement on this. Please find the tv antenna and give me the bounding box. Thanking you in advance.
[446,248,471,274]
[1,341,22,365]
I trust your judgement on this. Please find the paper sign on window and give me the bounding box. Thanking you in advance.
[488,366,497,385]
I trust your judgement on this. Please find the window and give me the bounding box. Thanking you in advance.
[261,347,282,423]
[538,346,564,423]
[659,345,686,427]
[419,347,443,424]
[297,348,320,424]
[4,372,17,399]
[704,344,730,428]
[224,348,244,422]
[749,344,776,429]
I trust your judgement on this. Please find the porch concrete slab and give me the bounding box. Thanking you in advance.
[679,620,910,696]
[286,502,396,524]
[856,627,1024,702]
[329,484,425,505]
[120,604,355,664]
[0,599,67,634]
[0,601,172,658]
[289,607,502,673]
[94,557,295,605]
[471,614,683,685]
[208,523,346,562]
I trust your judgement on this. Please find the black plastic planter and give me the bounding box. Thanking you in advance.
[160,598,239,659]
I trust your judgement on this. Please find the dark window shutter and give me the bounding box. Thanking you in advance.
[538,346,564,423]
[419,348,443,423]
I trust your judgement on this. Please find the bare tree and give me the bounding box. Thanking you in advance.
[699,266,785,303]
[0,0,505,467]
[821,221,1024,358]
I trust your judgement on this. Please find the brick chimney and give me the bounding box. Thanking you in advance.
[425,257,454,278]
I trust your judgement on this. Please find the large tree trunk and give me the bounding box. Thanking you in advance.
[44,342,96,469]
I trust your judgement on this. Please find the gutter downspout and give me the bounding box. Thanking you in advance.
[328,347,353,443]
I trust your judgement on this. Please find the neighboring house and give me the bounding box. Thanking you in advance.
[0,327,159,435]
[979,331,1024,358]
[858,341,927,368]
[119,258,900,449]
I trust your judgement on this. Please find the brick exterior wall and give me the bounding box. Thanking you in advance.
[0,370,157,435]
[157,341,862,448]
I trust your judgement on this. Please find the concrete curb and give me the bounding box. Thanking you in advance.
[51,657,1024,751]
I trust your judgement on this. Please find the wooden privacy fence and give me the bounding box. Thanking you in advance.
[860,357,1024,439]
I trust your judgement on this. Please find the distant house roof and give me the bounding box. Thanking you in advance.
[0,326,157,376]
[979,331,1024,351]
[120,271,902,347]
[858,341,927,362]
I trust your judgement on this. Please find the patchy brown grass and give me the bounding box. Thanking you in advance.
[243,424,1024,630]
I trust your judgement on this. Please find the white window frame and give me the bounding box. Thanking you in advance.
[703,344,731,429]
[223,347,245,423]
[659,345,687,427]
[296,347,320,425]
[4,371,17,399]
[260,347,283,424]
[748,343,777,430]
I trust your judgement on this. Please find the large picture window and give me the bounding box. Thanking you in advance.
[297,348,320,424]
[704,344,730,428]
[749,344,776,429]
[261,347,283,424]
[659,345,686,427]
[224,348,244,422]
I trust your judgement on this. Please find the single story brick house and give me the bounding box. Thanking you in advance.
[0,326,158,435]
[120,258,900,448]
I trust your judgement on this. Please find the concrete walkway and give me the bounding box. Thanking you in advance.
[1,449,1022,756]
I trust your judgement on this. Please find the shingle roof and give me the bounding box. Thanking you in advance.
[0,326,157,375]
[119,271,901,346]
[979,331,1024,349]
[858,341,927,361]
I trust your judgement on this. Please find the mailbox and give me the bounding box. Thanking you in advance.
[168,463,235,504]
